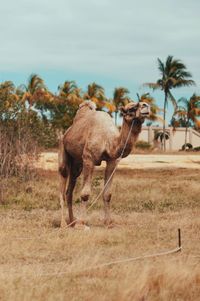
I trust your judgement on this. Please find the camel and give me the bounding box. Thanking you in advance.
[58,100,150,227]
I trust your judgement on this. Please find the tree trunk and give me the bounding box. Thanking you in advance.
[163,92,167,151]
[115,111,117,126]
[185,120,188,146]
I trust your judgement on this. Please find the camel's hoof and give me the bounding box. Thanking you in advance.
[84,225,91,231]
[74,223,90,231]
[104,219,113,226]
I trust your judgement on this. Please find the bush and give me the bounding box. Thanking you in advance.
[135,140,152,150]
[181,143,193,151]
[0,121,38,179]
[193,146,200,152]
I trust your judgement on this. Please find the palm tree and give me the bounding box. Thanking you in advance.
[154,129,170,150]
[0,81,16,102]
[58,80,82,105]
[173,94,200,146]
[137,93,162,123]
[113,87,129,125]
[0,81,19,120]
[84,82,106,110]
[48,80,82,130]
[58,80,77,95]
[145,56,195,150]
[20,74,47,108]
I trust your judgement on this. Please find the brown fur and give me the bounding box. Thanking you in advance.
[58,100,150,227]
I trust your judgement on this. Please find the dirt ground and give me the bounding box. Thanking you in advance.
[36,151,200,171]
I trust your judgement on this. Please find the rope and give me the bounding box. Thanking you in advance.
[3,249,200,279]
[62,246,182,277]
[83,246,182,271]
[13,245,182,278]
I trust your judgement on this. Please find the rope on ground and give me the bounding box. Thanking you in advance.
[3,229,200,277]
[36,229,183,276]
[1,245,183,277]
[32,245,182,278]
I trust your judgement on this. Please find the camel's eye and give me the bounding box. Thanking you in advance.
[128,106,137,113]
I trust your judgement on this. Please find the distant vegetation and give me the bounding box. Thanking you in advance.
[0,55,200,176]
[135,140,152,151]
[145,56,196,150]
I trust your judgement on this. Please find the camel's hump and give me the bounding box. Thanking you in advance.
[79,100,96,111]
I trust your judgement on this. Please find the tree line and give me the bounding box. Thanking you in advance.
[0,55,200,151]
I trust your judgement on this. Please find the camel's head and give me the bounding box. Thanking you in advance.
[120,102,150,123]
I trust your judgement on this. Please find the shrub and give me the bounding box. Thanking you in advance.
[135,140,152,150]
[0,121,38,179]
[193,146,200,152]
[181,143,193,151]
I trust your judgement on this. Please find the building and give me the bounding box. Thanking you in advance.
[139,126,200,151]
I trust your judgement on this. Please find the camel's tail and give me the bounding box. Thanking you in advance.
[58,134,70,227]
[58,135,68,178]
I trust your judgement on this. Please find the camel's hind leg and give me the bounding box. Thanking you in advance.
[66,161,82,226]
[80,153,94,224]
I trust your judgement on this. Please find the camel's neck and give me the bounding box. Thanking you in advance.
[114,119,142,159]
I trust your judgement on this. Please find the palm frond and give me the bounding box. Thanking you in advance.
[174,110,187,116]
[143,82,161,90]
[193,108,200,116]
[165,55,174,75]
[177,97,188,107]
[168,91,177,110]
[174,79,195,88]
[113,87,129,108]
[157,58,165,76]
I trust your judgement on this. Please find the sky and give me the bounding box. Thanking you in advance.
[1,0,200,122]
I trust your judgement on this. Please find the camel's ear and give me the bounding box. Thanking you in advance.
[119,106,127,116]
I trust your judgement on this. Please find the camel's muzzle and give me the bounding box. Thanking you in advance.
[140,102,150,117]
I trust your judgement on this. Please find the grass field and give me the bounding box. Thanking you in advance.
[0,168,200,301]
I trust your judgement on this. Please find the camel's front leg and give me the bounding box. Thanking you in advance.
[80,157,94,224]
[103,160,117,225]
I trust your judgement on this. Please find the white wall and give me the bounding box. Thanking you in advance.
[139,127,200,150]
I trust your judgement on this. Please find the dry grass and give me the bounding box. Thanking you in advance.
[0,168,200,301]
